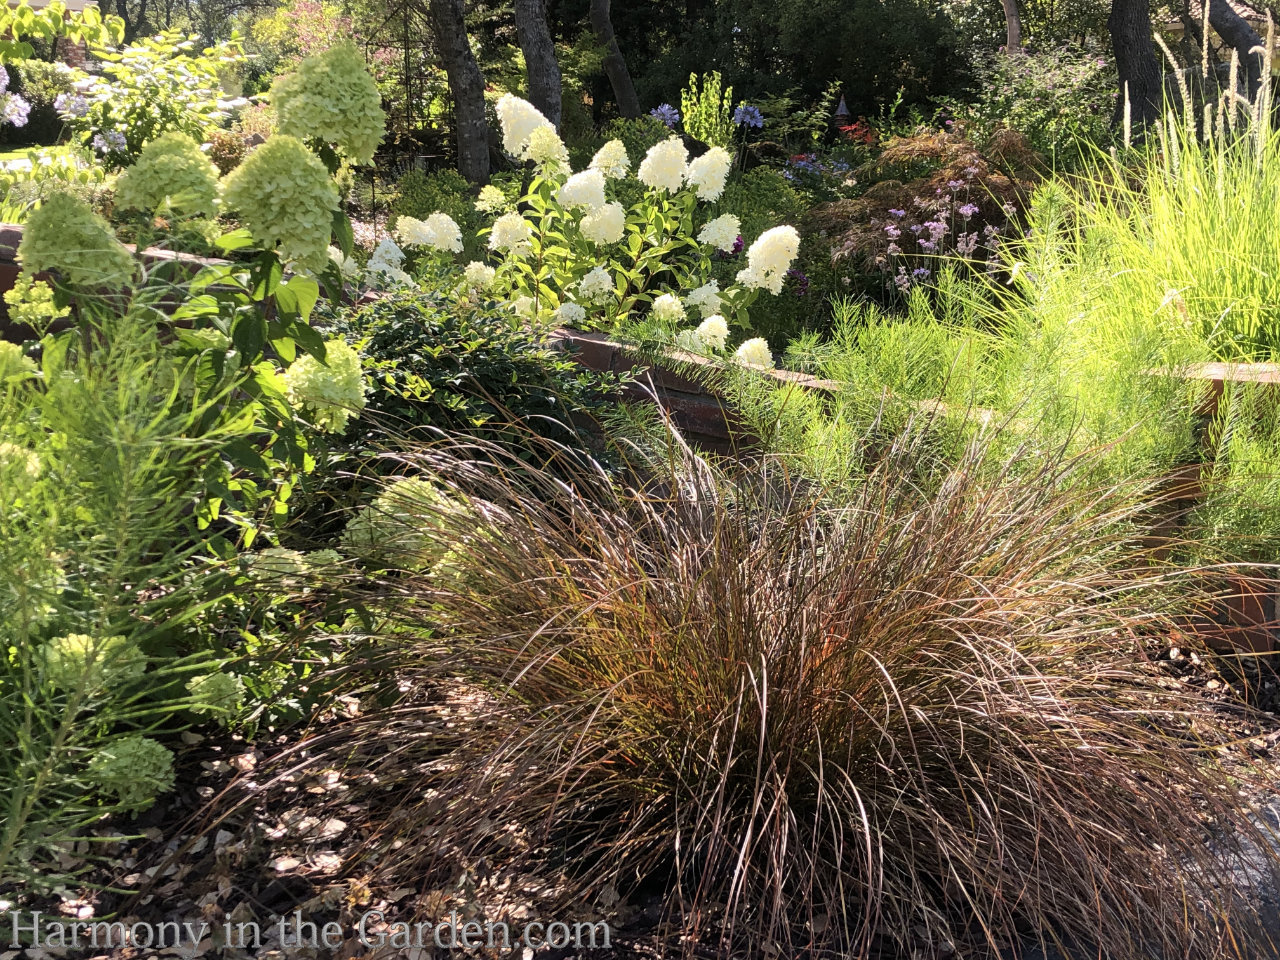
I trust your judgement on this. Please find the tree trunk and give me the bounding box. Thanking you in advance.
[1109,0,1163,130]
[1205,0,1265,100]
[513,0,562,128]
[427,0,491,185]
[589,0,641,117]
[1001,0,1022,51]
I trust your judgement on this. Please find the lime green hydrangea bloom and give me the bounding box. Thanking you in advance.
[42,633,147,693]
[245,546,309,585]
[187,668,244,719]
[87,735,174,810]
[270,42,385,166]
[281,339,365,433]
[340,476,467,572]
[19,192,135,289]
[114,132,221,218]
[0,341,38,382]
[4,275,69,330]
[221,135,339,272]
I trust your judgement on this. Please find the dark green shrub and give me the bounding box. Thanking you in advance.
[326,290,623,448]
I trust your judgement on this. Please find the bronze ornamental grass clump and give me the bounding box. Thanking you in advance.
[253,425,1280,959]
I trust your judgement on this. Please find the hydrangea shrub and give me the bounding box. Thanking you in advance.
[382,94,801,365]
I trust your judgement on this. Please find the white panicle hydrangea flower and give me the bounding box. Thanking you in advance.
[737,225,801,295]
[328,245,360,279]
[651,292,686,323]
[696,314,729,352]
[674,328,704,353]
[556,168,606,211]
[475,184,509,213]
[638,138,689,193]
[685,146,732,201]
[526,125,570,172]
[366,237,413,287]
[735,337,774,368]
[462,260,496,291]
[510,296,536,318]
[578,265,614,303]
[590,139,630,179]
[557,301,587,326]
[581,202,626,245]
[698,213,740,252]
[496,93,554,158]
[684,280,722,319]
[490,211,533,255]
[396,212,463,253]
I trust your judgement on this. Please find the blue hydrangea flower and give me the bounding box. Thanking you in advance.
[3,94,30,128]
[650,103,680,128]
[733,104,763,129]
[54,92,89,118]
[92,130,128,154]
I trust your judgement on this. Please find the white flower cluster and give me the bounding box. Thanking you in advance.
[496,94,553,159]
[328,245,361,279]
[557,168,606,211]
[675,314,730,354]
[735,336,773,368]
[638,138,688,193]
[366,237,412,287]
[737,226,801,295]
[557,301,586,326]
[684,280,721,319]
[489,211,533,255]
[578,266,614,303]
[581,202,626,245]
[651,293,686,324]
[462,260,496,292]
[698,214,740,252]
[397,212,463,253]
[590,139,630,179]
[685,146,732,201]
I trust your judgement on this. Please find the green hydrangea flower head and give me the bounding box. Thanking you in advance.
[281,339,365,433]
[19,192,135,289]
[0,341,38,382]
[187,668,245,719]
[245,546,309,585]
[270,42,385,166]
[42,633,147,693]
[4,275,68,330]
[340,476,463,571]
[87,735,174,810]
[114,133,221,219]
[221,135,340,272]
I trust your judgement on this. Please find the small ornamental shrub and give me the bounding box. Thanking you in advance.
[324,288,622,446]
[220,134,340,271]
[270,41,385,165]
[113,132,221,218]
[56,30,247,167]
[948,46,1117,164]
[18,191,135,288]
